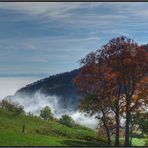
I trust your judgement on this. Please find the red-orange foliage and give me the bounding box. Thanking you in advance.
[73,36,148,146]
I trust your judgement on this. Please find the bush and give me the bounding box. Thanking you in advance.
[59,114,75,128]
[75,123,92,131]
[35,127,71,138]
[35,127,51,135]
[40,106,53,121]
[0,99,24,115]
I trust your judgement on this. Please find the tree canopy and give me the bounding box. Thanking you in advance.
[40,106,53,121]
[73,36,148,146]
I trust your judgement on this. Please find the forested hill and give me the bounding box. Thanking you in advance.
[14,69,81,110]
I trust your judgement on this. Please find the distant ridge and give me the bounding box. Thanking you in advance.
[13,69,81,110]
[0,73,49,77]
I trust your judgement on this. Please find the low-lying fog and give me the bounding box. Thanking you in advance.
[0,77,98,129]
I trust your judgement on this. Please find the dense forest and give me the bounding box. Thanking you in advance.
[13,69,80,110]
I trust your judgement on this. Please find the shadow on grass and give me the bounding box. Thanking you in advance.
[59,139,105,146]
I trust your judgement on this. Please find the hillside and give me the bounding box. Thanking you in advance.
[12,69,80,110]
[0,108,106,146]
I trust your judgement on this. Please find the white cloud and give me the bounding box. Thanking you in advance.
[1,2,147,36]
[0,2,87,19]
[0,2,137,25]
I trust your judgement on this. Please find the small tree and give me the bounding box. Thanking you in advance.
[40,106,53,121]
[59,114,75,128]
[79,94,113,146]
[0,99,24,115]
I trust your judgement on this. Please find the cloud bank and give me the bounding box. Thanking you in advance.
[8,92,98,129]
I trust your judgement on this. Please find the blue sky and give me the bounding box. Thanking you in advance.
[0,2,148,77]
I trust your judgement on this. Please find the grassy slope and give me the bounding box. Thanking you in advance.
[0,108,105,146]
[131,138,146,146]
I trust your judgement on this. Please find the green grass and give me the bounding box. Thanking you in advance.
[0,130,68,146]
[0,108,105,146]
[131,138,147,146]
[119,137,147,146]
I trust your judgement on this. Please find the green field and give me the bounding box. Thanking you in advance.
[0,108,105,146]
[0,108,147,146]
[119,137,147,146]
[131,138,147,146]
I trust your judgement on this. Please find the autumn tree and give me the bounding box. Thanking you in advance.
[73,50,121,146]
[73,36,148,146]
[100,37,147,146]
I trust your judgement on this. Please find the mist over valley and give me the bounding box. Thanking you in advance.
[1,70,98,129]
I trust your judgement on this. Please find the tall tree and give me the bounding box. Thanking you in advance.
[73,50,121,146]
[101,37,147,146]
[73,36,148,146]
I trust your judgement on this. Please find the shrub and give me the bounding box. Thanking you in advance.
[75,123,92,131]
[35,127,51,135]
[59,114,75,128]
[0,99,24,115]
[35,127,70,138]
[40,106,53,121]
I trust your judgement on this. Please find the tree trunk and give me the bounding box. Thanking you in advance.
[103,120,111,146]
[101,107,111,146]
[22,124,25,133]
[129,121,133,146]
[130,130,133,146]
[115,107,120,146]
[124,77,135,146]
[106,128,111,146]
[141,130,144,138]
[124,98,131,146]
[115,83,121,147]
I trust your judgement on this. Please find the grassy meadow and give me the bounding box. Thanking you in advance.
[0,108,105,146]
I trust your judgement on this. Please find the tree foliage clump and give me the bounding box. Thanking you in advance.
[40,106,53,121]
[59,114,75,128]
[0,99,24,115]
[131,112,148,136]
